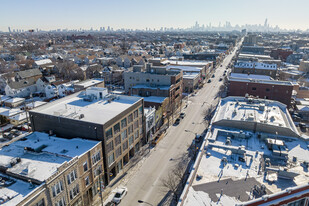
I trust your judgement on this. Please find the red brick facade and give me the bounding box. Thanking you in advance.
[228,80,293,107]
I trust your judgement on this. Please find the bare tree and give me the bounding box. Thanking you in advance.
[203,104,214,126]
[160,156,188,202]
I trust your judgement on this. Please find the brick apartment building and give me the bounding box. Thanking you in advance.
[29,87,144,185]
[124,63,183,112]
[233,61,278,79]
[0,132,104,206]
[227,75,294,107]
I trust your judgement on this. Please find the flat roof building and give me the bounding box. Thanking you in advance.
[29,87,144,184]
[179,97,309,206]
[0,132,103,206]
[227,74,295,107]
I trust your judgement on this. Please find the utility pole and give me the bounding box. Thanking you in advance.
[98,174,104,206]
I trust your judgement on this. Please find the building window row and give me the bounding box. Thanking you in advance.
[67,169,77,185]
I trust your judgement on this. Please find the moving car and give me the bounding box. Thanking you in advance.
[207,79,211,83]
[212,74,215,78]
[219,78,223,81]
[112,187,127,204]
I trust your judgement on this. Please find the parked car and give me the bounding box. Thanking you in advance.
[219,78,223,81]
[174,118,181,126]
[106,202,116,206]
[180,112,186,119]
[112,187,127,204]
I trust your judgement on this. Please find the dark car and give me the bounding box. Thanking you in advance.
[180,112,186,119]
[219,78,223,81]
[212,74,215,78]
[174,118,181,126]
[207,79,211,83]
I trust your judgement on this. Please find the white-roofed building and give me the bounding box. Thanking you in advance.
[179,97,309,206]
[0,131,103,206]
[234,61,278,79]
[29,87,144,185]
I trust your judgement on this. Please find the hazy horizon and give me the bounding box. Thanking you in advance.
[1,0,308,32]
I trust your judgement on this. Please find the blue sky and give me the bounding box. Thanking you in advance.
[1,0,308,31]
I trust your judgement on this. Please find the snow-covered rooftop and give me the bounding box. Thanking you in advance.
[212,97,299,137]
[183,73,200,79]
[132,84,171,90]
[0,132,99,182]
[34,59,52,66]
[184,126,309,206]
[31,91,142,125]
[138,96,167,103]
[166,65,202,72]
[235,61,277,70]
[74,78,104,88]
[0,173,39,206]
[164,60,212,67]
[228,75,293,86]
[230,73,273,80]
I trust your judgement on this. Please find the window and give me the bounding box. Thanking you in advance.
[128,125,133,135]
[94,165,102,177]
[128,114,133,123]
[105,128,113,141]
[108,153,115,166]
[83,161,88,172]
[115,146,122,158]
[134,120,138,130]
[121,130,127,141]
[134,110,138,119]
[115,135,121,146]
[146,79,150,82]
[113,123,120,135]
[92,151,101,165]
[287,198,306,206]
[252,87,256,91]
[134,130,139,140]
[138,106,143,116]
[139,128,143,135]
[69,184,79,200]
[67,170,77,185]
[123,141,128,151]
[266,88,270,92]
[52,181,64,197]
[85,176,90,186]
[106,141,114,154]
[129,136,134,145]
[121,118,127,129]
[139,117,143,126]
[55,197,66,206]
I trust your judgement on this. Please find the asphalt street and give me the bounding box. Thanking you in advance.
[118,40,243,206]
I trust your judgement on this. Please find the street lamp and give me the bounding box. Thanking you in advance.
[138,200,153,206]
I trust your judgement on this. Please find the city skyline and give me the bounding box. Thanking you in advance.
[1,0,309,32]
